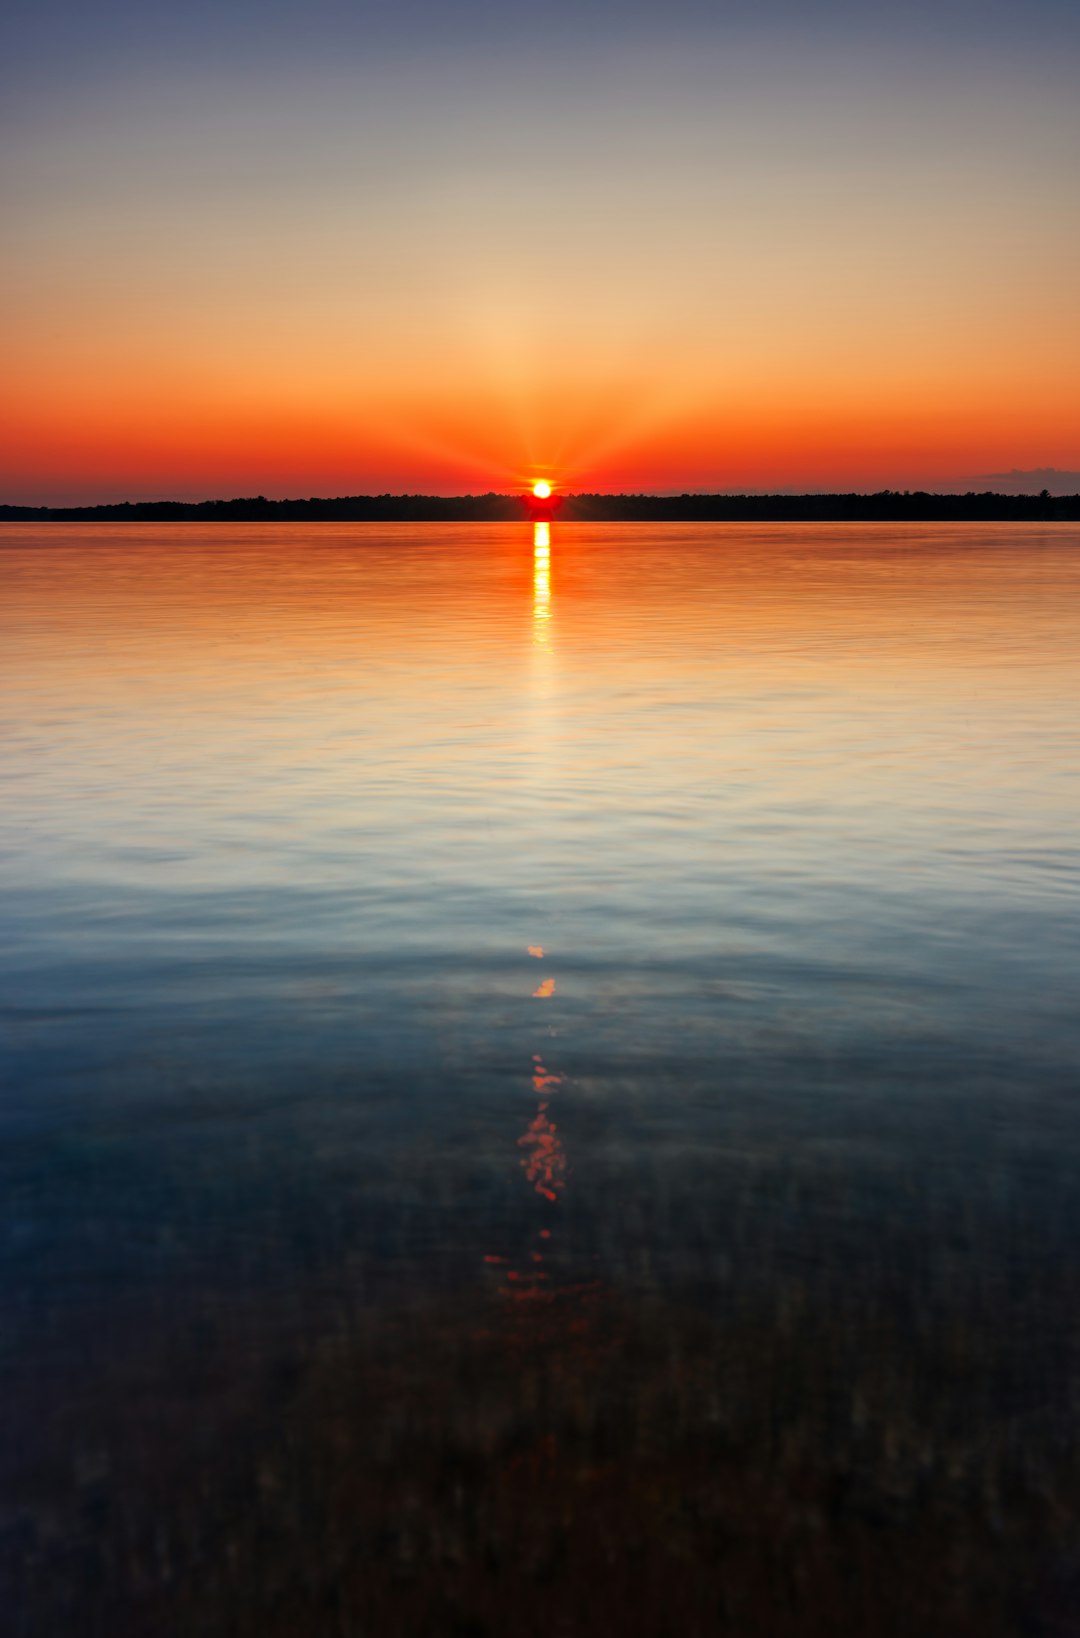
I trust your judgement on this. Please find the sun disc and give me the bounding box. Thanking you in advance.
[532,480,552,499]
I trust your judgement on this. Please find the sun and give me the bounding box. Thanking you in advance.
[532,480,552,500]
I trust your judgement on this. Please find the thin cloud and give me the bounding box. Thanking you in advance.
[971,467,1080,493]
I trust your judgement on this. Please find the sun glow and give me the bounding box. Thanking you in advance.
[532,480,552,499]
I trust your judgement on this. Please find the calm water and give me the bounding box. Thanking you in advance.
[3,521,1080,1636]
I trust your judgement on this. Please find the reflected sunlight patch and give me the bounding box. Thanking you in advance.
[532,977,556,998]
[518,1101,566,1201]
[531,1055,563,1094]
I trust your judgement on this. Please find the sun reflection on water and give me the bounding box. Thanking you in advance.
[533,521,551,645]
[518,1091,566,1204]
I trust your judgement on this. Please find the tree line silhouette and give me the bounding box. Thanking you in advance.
[1,490,1076,522]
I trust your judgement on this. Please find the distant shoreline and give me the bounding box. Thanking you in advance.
[1,491,1077,523]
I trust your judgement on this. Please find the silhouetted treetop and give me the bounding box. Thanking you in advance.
[0,490,1076,522]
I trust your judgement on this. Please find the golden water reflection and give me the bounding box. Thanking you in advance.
[484,945,572,1301]
[532,521,551,645]
[518,1097,566,1203]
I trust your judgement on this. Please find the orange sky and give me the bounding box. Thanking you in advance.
[3,9,1079,501]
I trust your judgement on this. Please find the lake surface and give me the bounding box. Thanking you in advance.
[2,521,1080,1636]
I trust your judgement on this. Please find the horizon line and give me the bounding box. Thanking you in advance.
[2,485,1079,515]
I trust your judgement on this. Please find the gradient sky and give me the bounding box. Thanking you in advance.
[3,0,1079,502]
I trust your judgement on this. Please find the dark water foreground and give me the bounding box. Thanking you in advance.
[2,523,1079,1635]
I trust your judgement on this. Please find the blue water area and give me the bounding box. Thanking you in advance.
[2,522,1079,1636]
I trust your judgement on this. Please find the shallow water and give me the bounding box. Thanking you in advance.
[2,521,1080,1635]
